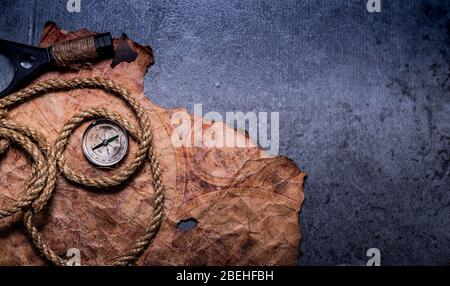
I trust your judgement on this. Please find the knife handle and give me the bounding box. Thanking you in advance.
[50,33,114,68]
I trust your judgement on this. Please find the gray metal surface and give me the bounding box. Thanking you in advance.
[0,0,449,265]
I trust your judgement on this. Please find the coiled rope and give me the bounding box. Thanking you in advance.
[0,77,165,266]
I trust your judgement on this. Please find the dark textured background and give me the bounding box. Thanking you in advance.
[0,0,449,266]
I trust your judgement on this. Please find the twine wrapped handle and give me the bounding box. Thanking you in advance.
[50,33,114,69]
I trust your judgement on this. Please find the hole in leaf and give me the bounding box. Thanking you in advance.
[177,218,198,231]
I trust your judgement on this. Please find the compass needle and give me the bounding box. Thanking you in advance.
[82,119,128,167]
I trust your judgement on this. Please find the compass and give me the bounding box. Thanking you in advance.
[82,119,129,167]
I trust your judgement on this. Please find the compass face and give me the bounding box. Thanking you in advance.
[82,119,129,167]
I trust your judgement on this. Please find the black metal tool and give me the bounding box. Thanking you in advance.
[0,33,114,98]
